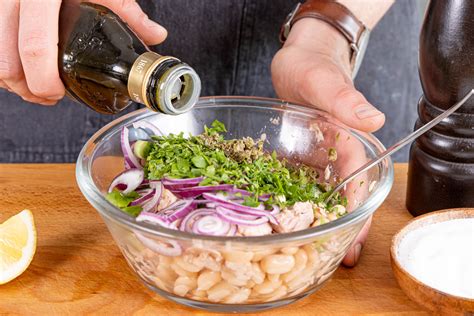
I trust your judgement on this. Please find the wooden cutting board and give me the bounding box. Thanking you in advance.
[0,164,428,315]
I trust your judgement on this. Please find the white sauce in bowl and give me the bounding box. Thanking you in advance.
[397,218,474,299]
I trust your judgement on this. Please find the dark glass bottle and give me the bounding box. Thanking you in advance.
[406,0,474,215]
[58,2,200,114]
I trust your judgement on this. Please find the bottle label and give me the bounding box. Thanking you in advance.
[128,52,175,107]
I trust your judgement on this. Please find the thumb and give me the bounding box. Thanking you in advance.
[90,0,167,45]
[300,66,385,133]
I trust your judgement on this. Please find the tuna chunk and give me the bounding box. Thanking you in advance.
[273,202,315,233]
[237,222,273,236]
[157,188,178,210]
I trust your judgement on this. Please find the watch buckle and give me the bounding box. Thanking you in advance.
[279,2,301,43]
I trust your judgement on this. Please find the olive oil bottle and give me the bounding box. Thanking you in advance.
[58,2,201,114]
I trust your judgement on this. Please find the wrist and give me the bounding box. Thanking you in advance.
[284,18,352,75]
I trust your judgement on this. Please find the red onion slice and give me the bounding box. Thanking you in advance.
[269,204,281,215]
[136,211,170,226]
[202,193,278,225]
[121,126,142,169]
[141,182,163,212]
[227,224,237,236]
[170,184,235,198]
[179,208,215,232]
[132,121,164,137]
[159,199,196,222]
[162,177,204,190]
[216,206,268,226]
[192,214,231,236]
[108,168,144,194]
[135,233,181,256]
[130,189,155,206]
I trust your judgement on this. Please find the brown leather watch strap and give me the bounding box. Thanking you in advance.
[280,0,365,45]
[279,0,370,78]
[292,0,364,44]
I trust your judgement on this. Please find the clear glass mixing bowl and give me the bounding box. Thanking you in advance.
[76,96,393,312]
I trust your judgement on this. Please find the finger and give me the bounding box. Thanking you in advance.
[18,0,65,100]
[90,0,167,45]
[0,80,12,91]
[342,216,372,267]
[0,0,45,102]
[301,66,385,133]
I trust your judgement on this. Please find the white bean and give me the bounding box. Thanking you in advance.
[281,249,308,283]
[260,254,295,274]
[224,288,251,304]
[197,270,221,291]
[251,262,265,284]
[252,248,277,262]
[175,256,203,273]
[173,276,197,296]
[225,260,252,272]
[190,289,207,298]
[207,281,236,302]
[267,273,280,283]
[264,285,288,302]
[252,279,282,295]
[281,246,299,255]
[184,247,223,271]
[221,267,249,286]
[223,250,254,263]
[304,244,321,268]
[171,262,198,278]
[286,267,313,291]
[156,265,178,286]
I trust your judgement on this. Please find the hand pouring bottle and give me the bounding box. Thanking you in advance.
[58,2,201,114]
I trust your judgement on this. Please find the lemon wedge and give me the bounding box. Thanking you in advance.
[0,210,36,284]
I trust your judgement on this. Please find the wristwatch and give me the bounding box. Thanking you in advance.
[279,0,371,78]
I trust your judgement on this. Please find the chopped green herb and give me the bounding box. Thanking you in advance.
[106,190,142,216]
[133,140,152,159]
[192,155,207,168]
[328,147,337,161]
[143,121,344,207]
[122,205,143,217]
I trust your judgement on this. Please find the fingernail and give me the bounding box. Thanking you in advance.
[145,19,166,33]
[353,243,362,264]
[354,105,384,120]
[47,94,63,101]
[40,101,57,106]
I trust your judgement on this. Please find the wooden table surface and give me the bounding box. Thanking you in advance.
[0,163,428,315]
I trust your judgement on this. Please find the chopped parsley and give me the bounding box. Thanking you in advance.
[106,190,142,216]
[143,120,345,208]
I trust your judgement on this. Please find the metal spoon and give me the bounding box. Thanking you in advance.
[325,89,474,202]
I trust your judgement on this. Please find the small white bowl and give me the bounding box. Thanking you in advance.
[391,208,474,314]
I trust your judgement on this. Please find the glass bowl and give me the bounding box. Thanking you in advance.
[76,96,393,312]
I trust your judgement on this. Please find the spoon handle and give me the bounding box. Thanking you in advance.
[325,89,474,203]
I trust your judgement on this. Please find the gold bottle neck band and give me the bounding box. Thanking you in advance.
[128,52,177,110]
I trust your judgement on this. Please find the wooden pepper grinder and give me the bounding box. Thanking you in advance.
[406,0,474,216]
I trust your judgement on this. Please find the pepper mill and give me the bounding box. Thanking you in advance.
[406,0,474,216]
